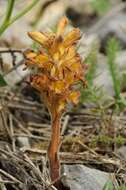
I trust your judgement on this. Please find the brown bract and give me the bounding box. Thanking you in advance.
[24,17,86,115]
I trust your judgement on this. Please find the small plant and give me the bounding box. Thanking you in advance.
[24,17,87,188]
[103,180,126,190]
[80,45,103,106]
[106,37,126,110]
[106,37,121,100]
[0,0,39,36]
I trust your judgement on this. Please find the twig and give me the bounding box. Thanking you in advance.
[0,169,22,185]
[0,180,16,184]
[24,154,57,190]
[8,103,38,111]
[9,114,16,152]
[28,122,50,128]
[14,133,49,141]
[0,109,11,139]
[21,148,46,155]
[0,175,7,190]
[0,49,23,54]
[10,113,31,135]
[77,140,98,156]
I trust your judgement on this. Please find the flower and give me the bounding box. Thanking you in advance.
[24,17,86,115]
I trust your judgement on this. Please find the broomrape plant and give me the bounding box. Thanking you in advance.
[24,17,87,188]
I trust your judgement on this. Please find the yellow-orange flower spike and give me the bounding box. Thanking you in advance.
[24,17,87,115]
[24,17,87,187]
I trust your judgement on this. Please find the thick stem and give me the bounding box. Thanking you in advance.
[48,114,61,187]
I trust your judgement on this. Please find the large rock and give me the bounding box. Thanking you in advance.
[61,164,110,190]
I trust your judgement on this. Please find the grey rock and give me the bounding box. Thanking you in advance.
[61,164,110,190]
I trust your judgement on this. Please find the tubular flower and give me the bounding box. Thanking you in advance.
[24,17,87,187]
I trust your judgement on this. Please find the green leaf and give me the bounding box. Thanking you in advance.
[103,180,113,190]
[0,74,7,86]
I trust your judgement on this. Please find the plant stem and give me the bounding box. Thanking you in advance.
[0,0,39,36]
[48,114,61,188]
[0,0,15,35]
[3,0,15,23]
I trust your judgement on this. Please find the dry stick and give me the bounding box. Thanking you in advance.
[28,127,51,136]
[9,114,16,152]
[28,122,50,128]
[21,147,46,155]
[0,49,20,67]
[77,140,98,156]
[0,49,23,54]
[78,141,120,165]
[24,154,57,190]
[0,148,92,163]
[0,94,17,113]
[20,148,121,168]
[0,109,11,139]
[0,148,53,189]
[0,180,16,184]
[14,133,49,141]
[61,115,70,136]
[10,113,31,135]
[0,98,32,137]
[10,96,43,107]
[0,175,7,190]
[0,148,27,168]
[8,103,38,111]
[0,169,22,185]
